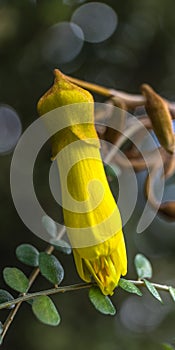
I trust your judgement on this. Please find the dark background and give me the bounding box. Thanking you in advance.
[1,0,175,349]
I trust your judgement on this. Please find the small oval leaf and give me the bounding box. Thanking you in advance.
[16,244,39,267]
[26,299,34,306]
[39,252,64,285]
[49,239,72,255]
[169,286,175,302]
[0,289,15,309]
[134,254,152,279]
[32,295,60,326]
[119,278,142,296]
[42,216,57,238]
[144,279,162,303]
[89,287,116,315]
[0,322,3,335]
[104,164,121,178]
[3,267,29,293]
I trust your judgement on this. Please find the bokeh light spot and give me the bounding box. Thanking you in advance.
[0,105,22,155]
[71,2,117,43]
[120,295,170,333]
[42,22,84,65]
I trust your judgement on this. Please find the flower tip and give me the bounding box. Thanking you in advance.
[140,83,153,96]
[54,68,65,82]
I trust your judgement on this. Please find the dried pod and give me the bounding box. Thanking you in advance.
[163,153,175,179]
[141,84,175,154]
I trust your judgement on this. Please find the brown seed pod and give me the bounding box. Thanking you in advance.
[159,201,175,220]
[141,84,175,154]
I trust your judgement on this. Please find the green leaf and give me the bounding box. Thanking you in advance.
[169,286,175,302]
[3,268,29,293]
[162,343,175,350]
[119,278,142,296]
[16,244,39,267]
[0,289,15,309]
[134,254,152,279]
[104,164,121,178]
[144,279,162,303]
[42,215,57,238]
[49,239,72,255]
[32,295,60,326]
[0,322,3,335]
[89,287,116,315]
[39,252,64,285]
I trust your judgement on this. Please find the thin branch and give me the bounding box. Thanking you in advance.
[128,279,170,292]
[66,75,145,107]
[0,283,94,310]
[0,279,173,311]
[66,75,175,113]
[67,75,113,98]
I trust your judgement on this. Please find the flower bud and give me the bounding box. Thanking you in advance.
[141,84,175,154]
[37,69,127,295]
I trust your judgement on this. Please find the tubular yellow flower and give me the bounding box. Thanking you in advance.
[37,69,127,295]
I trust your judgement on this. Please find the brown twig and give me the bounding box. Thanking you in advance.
[0,279,174,311]
[66,75,175,114]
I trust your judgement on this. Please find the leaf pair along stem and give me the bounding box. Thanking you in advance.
[1,244,55,342]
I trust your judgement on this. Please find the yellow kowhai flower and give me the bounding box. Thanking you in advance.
[37,69,127,295]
